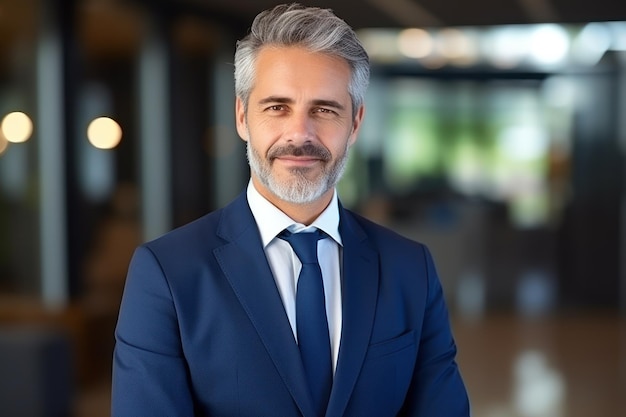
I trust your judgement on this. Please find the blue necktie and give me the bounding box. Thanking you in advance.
[279,229,332,416]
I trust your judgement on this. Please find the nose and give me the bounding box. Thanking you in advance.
[284,110,314,144]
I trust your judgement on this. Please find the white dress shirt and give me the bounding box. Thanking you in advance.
[246,181,343,372]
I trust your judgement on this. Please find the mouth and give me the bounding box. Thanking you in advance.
[274,155,322,168]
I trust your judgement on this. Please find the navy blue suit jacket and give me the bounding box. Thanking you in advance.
[112,192,469,416]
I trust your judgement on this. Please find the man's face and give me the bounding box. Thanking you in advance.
[236,46,364,206]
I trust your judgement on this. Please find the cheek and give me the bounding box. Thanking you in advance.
[248,118,283,144]
[325,128,354,154]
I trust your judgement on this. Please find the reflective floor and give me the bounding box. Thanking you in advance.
[75,312,626,417]
[453,312,626,417]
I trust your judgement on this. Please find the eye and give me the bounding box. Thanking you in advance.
[265,105,285,112]
[314,107,337,116]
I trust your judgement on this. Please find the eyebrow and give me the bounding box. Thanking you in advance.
[257,96,346,111]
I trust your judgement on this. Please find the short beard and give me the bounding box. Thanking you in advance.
[246,140,350,204]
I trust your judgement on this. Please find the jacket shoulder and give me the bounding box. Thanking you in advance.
[343,208,425,249]
[145,209,222,255]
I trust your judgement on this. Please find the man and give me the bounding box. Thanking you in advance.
[112,3,470,416]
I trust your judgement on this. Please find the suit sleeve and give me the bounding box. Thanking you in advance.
[400,245,470,416]
[111,245,195,417]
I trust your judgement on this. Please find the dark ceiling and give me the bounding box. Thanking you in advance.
[165,0,626,30]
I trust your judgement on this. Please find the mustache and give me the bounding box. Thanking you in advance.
[268,144,331,161]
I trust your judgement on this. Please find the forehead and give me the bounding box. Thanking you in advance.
[251,46,352,99]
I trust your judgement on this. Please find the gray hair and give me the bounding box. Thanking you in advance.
[234,3,370,117]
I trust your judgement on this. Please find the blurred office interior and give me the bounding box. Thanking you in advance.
[0,0,625,416]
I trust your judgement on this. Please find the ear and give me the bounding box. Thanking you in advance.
[348,105,365,146]
[235,97,248,141]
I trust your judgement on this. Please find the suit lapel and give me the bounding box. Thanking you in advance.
[327,208,379,417]
[213,193,316,417]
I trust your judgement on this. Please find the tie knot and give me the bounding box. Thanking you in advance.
[279,229,325,264]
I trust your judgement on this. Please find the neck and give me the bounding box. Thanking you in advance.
[251,177,333,225]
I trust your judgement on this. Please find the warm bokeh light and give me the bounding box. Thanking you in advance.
[1,112,33,143]
[436,28,478,66]
[87,117,122,149]
[398,28,432,59]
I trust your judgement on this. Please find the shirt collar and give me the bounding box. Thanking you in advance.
[246,180,342,248]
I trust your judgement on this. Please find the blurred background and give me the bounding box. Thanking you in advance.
[0,0,625,416]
